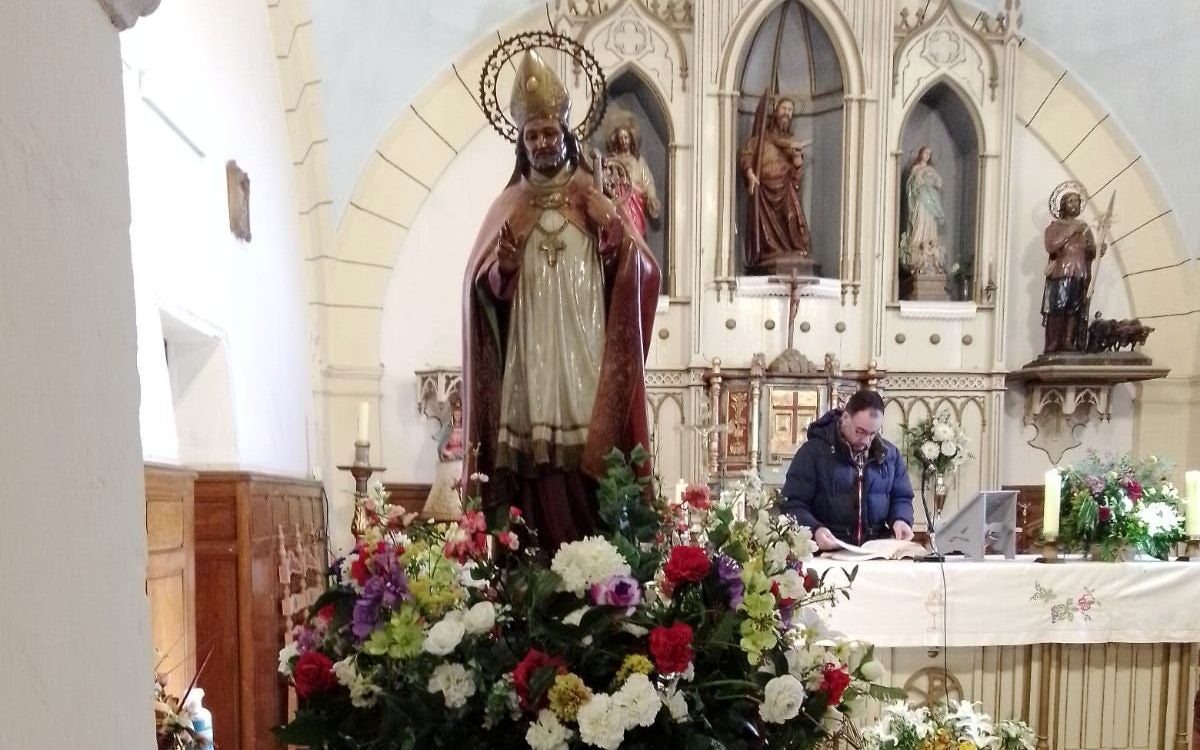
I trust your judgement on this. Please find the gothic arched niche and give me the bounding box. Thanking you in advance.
[896,81,980,302]
[592,67,673,293]
[735,0,844,279]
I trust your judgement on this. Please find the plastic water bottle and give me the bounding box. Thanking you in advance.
[184,688,215,748]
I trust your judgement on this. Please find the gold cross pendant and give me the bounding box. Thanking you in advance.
[539,237,565,267]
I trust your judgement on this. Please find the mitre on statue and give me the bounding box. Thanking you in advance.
[509,49,571,125]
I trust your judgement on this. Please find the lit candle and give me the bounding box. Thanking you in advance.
[1185,470,1200,538]
[357,401,370,443]
[674,478,687,507]
[1043,468,1061,539]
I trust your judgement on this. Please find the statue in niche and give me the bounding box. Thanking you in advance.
[1041,187,1103,354]
[899,146,947,289]
[464,46,659,551]
[600,110,661,239]
[738,93,814,276]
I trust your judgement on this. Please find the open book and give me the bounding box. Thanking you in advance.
[822,537,928,561]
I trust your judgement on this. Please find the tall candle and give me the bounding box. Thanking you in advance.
[1185,470,1200,537]
[357,401,370,443]
[1042,468,1061,539]
[674,478,687,507]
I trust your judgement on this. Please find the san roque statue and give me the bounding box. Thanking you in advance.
[1041,185,1104,354]
[464,42,660,551]
[738,93,814,276]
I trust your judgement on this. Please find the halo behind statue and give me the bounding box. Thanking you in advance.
[1049,180,1087,219]
[479,31,607,144]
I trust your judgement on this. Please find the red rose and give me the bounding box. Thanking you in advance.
[664,546,711,586]
[648,622,694,674]
[511,648,567,710]
[1127,480,1143,502]
[1098,506,1113,523]
[316,604,335,623]
[819,663,852,706]
[682,484,711,510]
[293,651,338,699]
[803,568,820,592]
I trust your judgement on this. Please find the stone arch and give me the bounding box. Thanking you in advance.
[897,75,986,154]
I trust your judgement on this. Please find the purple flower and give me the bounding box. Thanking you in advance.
[350,554,410,640]
[590,575,641,610]
[714,554,744,609]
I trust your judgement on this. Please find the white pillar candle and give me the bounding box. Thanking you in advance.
[674,478,687,506]
[357,401,370,443]
[1043,468,1061,539]
[1185,470,1200,537]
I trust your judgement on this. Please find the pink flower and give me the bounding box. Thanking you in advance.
[682,484,711,510]
[497,531,520,551]
[589,575,641,609]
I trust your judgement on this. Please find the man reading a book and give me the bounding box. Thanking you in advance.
[780,390,915,551]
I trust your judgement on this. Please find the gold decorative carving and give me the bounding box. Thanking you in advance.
[903,666,964,708]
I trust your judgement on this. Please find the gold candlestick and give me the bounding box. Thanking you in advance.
[337,439,386,539]
[1182,536,1200,561]
[1038,535,1059,564]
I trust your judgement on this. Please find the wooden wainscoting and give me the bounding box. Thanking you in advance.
[145,463,197,701]
[383,482,432,516]
[194,471,325,750]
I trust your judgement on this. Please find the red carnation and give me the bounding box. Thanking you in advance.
[1126,480,1143,502]
[819,663,852,706]
[664,546,711,586]
[1098,506,1113,523]
[682,484,711,510]
[511,648,567,710]
[293,651,338,699]
[649,622,694,674]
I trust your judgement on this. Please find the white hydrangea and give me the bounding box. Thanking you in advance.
[612,673,661,728]
[576,693,626,749]
[551,537,631,596]
[462,601,497,635]
[660,687,689,722]
[426,662,476,709]
[277,640,299,676]
[423,618,466,656]
[771,569,806,601]
[525,708,574,750]
[333,656,382,708]
[759,675,806,724]
[1135,502,1183,537]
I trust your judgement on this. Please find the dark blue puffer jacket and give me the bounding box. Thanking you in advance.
[779,408,914,544]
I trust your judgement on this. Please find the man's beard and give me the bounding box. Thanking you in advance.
[530,148,567,175]
[773,115,793,133]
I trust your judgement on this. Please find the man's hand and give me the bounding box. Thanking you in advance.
[891,520,914,541]
[814,527,839,551]
[582,186,620,228]
[497,221,522,274]
[745,170,760,195]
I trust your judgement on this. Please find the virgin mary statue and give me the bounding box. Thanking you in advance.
[899,145,946,277]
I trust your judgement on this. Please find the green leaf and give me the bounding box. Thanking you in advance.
[868,683,907,702]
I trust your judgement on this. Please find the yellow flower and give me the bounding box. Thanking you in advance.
[616,654,653,684]
[548,673,592,723]
[958,742,977,750]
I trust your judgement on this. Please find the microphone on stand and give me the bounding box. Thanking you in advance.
[917,472,946,563]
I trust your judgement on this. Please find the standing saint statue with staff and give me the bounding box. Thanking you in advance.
[464,34,660,551]
[1040,183,1113,354]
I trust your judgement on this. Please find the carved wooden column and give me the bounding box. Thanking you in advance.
[748,354,765,474]
[705,358,722,481]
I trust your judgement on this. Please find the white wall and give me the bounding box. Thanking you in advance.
[1000,126,1134,483]
[0,3,154,748]
[122,0,312,474]
[308,0,543,220]
[379,130,513,481]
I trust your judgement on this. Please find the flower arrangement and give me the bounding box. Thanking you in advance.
[860,700,1035,750]
[277,449,900,749]
[1055,452,1186,561]
[153,675,210,750]
[901,410,971,478]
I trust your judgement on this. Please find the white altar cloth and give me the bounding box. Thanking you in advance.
[806,555,1200,648]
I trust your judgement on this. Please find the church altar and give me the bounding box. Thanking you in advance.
[808,557,1199,749]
